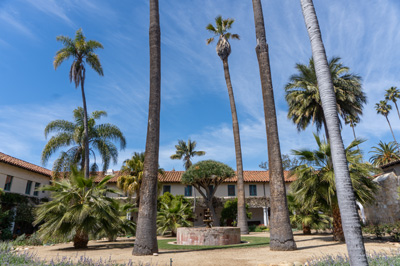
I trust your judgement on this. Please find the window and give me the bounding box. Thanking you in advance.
[163,185,171,194]
[34,183,40,196]
[4,175,13,191]
[228,185,235,196]
[184,185,192,197]
[25,180,33,195]
[249,185,257,196]
[208,185,214,195]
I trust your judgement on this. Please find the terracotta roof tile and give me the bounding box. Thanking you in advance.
[96,170,296,183]
[379,159,400,169]
[0,152,52,177]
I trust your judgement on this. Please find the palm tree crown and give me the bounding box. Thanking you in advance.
[285,57,366,135]
[375,100,391,117]
[369,141,400,166]
[42,107,126,177]
[170,139,206,170]
[54,28,104,86]
[206,16,240,60]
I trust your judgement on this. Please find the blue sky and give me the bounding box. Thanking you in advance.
[1,0,400,172]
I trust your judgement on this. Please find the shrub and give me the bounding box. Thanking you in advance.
[220,198,252,226]
[362,222,400,241]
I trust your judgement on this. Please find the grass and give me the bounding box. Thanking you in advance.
[157,236,269,250]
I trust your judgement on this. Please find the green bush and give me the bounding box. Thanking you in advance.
[220,198,252,226]
[363,222,400,241]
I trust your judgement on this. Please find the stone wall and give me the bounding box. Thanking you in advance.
[364,172,400,224]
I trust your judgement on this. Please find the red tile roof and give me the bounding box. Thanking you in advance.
[96,170,296,183]
[0,152,52,177]
[379,159,400,169]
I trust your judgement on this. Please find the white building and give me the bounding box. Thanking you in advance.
[0,152,51,199]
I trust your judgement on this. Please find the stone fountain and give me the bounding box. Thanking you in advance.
[176,208,241,246]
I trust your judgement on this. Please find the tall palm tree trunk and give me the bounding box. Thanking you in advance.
[251,0,296,250]
[133,0,161,256]
[300,0,368,264]
[80,75,90,179]
[222,58,248,234]
[394,102,400,120]
[350,121,360,150]
[386,116,398,144]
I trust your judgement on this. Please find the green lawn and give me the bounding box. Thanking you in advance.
[157,236,269,250]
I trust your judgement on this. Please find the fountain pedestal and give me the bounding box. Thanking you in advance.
[176,227,241,246]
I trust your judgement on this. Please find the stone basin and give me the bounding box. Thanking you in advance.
[176,227,241,246]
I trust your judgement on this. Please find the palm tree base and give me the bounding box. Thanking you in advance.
[73,231,89,249]
[302,224,311,235]
[332,206,345,242]
[270,239,297,251]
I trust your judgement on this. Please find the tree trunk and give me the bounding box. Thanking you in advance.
[206,198,218,226]
[251,0,296,251]
[300,0,368,264]
[386,116,398,145]
[221,58,248,235]
[73,230,89,249]
[332,205,345,242]
[80,74,90,179]
[133,0,161,256]
[394,101,400,121]
[302,224,311,235]
[350,122,360,150]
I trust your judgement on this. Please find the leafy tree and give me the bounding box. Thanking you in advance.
[220,198,252,226]
[259,154,300,171]
[170,139,205,170]
[54,29,104,179]
[300,1,370,263]
[206,16,248,234]
[41,107,126,178]
[117,152,164,207]
[157,196,193,237]
[287,194,330,235]
[285,57,366,140]
[181,160,235,225]
[369,141,400,166]
[375,100,398,145]
[34,169,121,249]
[133,0,161,256]
[291,134,378,241]
[251,0,297,250]
[385,86,400,120]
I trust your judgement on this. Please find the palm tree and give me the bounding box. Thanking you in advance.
[206,15,248,235]
[117,152,164,207]
[344,114,360,141]
[376,100,398,145]
[41,107,126,178]
[157,198,193,237]
[251,0,296,250]
[369,141,400,166]
[133,0,161,256]
[34,169,121,249]
[285,57,366,140]
[385,87,400,120]
[291,135,377,241]
[300,0,370,263]
[170,139,205,170]
[54,29,104,179]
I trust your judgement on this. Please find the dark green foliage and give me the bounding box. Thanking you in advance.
[220,198,252,226]
[181,160,235,185]
[362,222,400,241]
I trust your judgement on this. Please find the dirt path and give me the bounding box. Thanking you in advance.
[25,232,399,266]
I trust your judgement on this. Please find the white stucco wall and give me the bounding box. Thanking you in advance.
[0,162,51,198]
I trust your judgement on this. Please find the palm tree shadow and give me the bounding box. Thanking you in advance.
[297,241,342,251]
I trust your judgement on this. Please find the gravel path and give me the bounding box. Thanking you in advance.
[26,232,399,266]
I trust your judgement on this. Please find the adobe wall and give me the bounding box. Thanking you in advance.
[364,172,400,224]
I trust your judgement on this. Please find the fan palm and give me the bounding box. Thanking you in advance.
[300,1,369,263]
[170,139,205,170]
[54,28,104,179]
[376,100,398,145]
[285,57,366,140]
[117,152,164,206]
[34,169,121,249]
[133,0,161,255]
[385,87,400,120]
[291,134,378,241]
[369,141,400,166]
[157,198,193,237]
[206,16,248,234]
[41,107,126,178]
[251,0,296,250]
